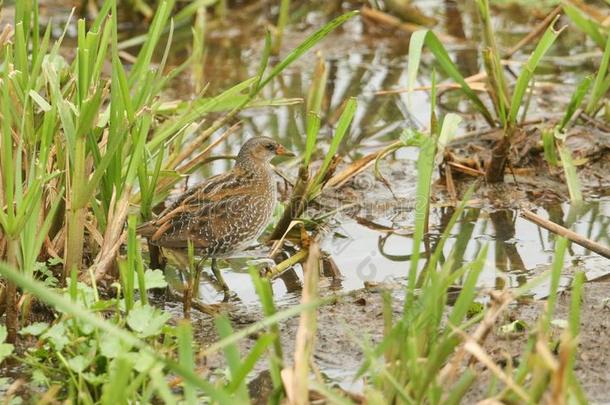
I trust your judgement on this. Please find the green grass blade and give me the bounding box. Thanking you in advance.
[543,237,567,331]
[556,140,583,202]
[477,0,510,124]
[508,16,564,125]
[423,32,496,126]
[407,30,427,109]
[447,245,487,327]
[250,269,284,397]
[569,271,585,338]
[562,4,606,48]
[542,129,559,166]
[251,30,272,96]
[586,32,610,114]
[558,75,593,131]
[257,11,358,91]
[226,333,275,393]
[129,0,176,85]
[304,112,321,167]
[444,368,476,405]
[174,0,218,23]
[304,54,327,167]
[272,0,290,54]
[405,135,435,309]
[215,316,250,401]
[177,321,197,405]
[101,356,132,404]
[310,97,357,194]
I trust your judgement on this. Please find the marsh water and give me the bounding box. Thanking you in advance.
[156,1,610,304]
[183,200,610,305]
[18,0,610,317]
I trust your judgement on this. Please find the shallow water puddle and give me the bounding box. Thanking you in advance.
[187,199,610,304]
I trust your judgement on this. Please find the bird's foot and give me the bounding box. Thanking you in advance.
[222,289,241,303]
[191,299,233,316]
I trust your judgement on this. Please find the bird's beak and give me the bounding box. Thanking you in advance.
[276,144,295,157]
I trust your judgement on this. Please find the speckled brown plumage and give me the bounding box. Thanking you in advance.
[137,137,293,258]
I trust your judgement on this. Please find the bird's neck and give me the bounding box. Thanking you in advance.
[236,158,273,180]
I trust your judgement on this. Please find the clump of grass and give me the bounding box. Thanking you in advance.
[0,0,357,333]
[407,1,564,183]
[0,2,359,401]
[0,247,334,402]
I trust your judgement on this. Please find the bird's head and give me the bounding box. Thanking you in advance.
[237,136,295,164]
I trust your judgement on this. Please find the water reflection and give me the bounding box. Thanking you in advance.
[335,200,610,300]
[188,200,609,304]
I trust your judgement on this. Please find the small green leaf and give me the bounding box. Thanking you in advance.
[126,350,156,373]
[32,369,49,387]
[0,343,14,363]
[127,305,171,338]
[74,319,96,336]
[62,282,97,308]
[499,319,528,334]
[100,333,125,359]
[67,355,91,373]
[81,371,107,385]
[399,128,425,146]
[19,322,49,336]
[465,301,485,319]
[41,323,70,351]
[140,269,168,290]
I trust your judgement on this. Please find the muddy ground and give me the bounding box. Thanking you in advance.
[178,277,610,403]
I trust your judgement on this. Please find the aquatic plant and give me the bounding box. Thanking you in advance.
[406,0,564,183]
[0,0,356,335]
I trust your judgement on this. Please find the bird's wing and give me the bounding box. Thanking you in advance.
[137,167,253,248]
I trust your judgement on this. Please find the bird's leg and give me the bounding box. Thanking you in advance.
[147,241,167,270]
[183,274,192,319]
[211,258,231,302]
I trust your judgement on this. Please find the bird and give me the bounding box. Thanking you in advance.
[137,136,294,301]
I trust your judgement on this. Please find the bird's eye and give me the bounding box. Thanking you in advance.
[265,143,275,151]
